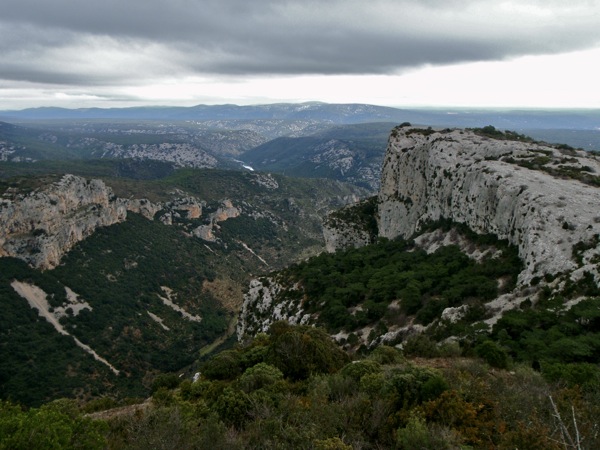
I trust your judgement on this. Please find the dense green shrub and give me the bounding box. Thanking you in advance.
[396,413,462,450]
[266,322,349,380]
[278,230,521,335]
[476,340,510,369]
[542,362,600,388]
[4,321,600,449]
[492,297,600,378]
[238,363,284,393]
[0,399,107,450]
[340,359,382,381]
[403,335,441,358]
[368,345,404,364]
[151,373,181,393]
[202,350,243,380]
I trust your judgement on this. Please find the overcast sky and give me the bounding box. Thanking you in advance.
[1,0,600,110]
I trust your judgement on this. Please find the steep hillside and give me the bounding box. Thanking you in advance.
[4,122,600,448]
[1,174,130,269]
[242,122,394,191]
[238,126,600,364]
[238,223,522,348]
[0,169,365,406]
[0,121,82,162]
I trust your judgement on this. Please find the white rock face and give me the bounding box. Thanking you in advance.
[236,278,309,340]
[378,127,600,285]
[213,200,240,222]
[322,197,378,253]
[322,220,373,253]
[126,198,163,220]
[191,199,241,242]
[0,175,218,269]
[0,175,129,269]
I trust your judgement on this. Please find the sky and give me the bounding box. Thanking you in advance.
[1,0,600,110]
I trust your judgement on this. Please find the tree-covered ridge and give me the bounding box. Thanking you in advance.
[3,322,599,449]
[0,213,231,407]
[264,226,521,342]
[245,217,600,381]
[0,166,367,406]
[471,125,537,143]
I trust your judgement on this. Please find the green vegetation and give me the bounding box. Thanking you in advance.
[546,164,600,187]
[0,158,174,182]
[404,126,437,137]
[471,125,536,143]
[491,296,600,382]
[500,152,600,187]
[242,122,394,190]
[0,399,107,449]
[270,226,520,337]
[324,196,379,241]
[3,324,600,449]
[4,118,600,447]
[0,213,231,406]
[467,125,600,187]
[0,166,366,406]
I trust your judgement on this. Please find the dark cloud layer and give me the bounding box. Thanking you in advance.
[1,0,599,86]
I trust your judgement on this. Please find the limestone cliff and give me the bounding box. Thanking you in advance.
[0,174,205,269]
[378,126,600,285]
[237,126,600,343]
[191,199,240,242]
[0,175,129,269]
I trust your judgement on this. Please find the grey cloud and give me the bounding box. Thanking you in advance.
[1,0,600,85]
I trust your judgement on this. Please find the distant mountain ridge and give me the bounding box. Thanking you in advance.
[0,102,408,123]
[2,102,600,131]
[3,103,600,153]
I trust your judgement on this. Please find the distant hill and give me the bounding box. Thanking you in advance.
[0,121,84,161]
[3,103,599,152]
[242,122,395,191]
[0,102,411,123]
[2,102,600,131]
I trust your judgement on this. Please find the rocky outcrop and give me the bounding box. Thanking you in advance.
[322,224,372,253]
[0,175,129,269]
[378,126,600,285]
[157,197,204,225]
[0,175,209,269]
[323,197,378,252]
[191,199,240,242]
[238,126,600,343]
[236,278,310,340]
[213,200,240,222]
[126,198,163,220]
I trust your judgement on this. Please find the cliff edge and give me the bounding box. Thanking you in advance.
[241,126,600,344]
[0,175,129,269]
[377,126,600,285]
